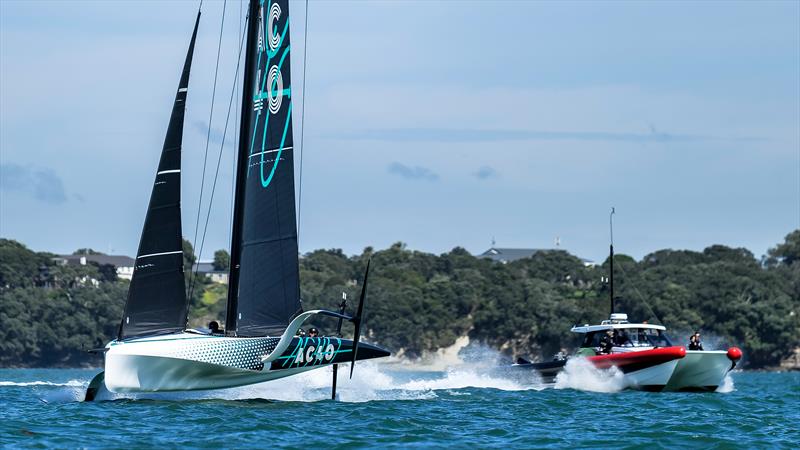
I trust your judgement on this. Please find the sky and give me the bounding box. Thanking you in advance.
[1,0,798,264]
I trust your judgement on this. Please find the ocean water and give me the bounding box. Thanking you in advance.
[0,363,798,448]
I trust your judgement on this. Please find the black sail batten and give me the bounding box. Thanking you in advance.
[119,11,200,340]
[227,0,301,337]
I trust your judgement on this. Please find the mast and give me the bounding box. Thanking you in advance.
[226,0,259,334]
[609,207,615,316]
[119,11,201,340]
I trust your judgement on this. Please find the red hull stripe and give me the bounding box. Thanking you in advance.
[588,346,686,372]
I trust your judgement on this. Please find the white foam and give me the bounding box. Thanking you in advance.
[0,380,85,387]
[0,379,93,403]
[225,362,413,403]
[219,361,539,403]
[554,357,627,393]
[716,374,735,393]
[398,367,536,392]
[196,345,544,402]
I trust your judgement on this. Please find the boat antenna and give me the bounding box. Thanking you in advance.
[609,207,615,316]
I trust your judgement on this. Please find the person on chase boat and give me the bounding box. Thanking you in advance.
[614,329,632,347]
[688,332,703,350]
[599,329,614,354]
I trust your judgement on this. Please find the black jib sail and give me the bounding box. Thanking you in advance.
[227,0,301,336]
[118,12,200,340]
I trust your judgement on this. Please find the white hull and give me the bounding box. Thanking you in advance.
[104,332,361,393]
[106,354,318,392]
[623,359,679,390]
[664,351,735,391]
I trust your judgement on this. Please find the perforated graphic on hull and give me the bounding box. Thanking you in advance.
[131,337,280,371]
[177,338,279,370]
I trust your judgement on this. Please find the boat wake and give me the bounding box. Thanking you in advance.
[17,347,546,403]
[716,374,735,393]
[224,360,544,402]
[0,380,92,403]
[554,358,627,393]
[7,359,734,403]
[0,380,84,387]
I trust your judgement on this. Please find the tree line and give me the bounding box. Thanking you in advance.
[0,230,798,368]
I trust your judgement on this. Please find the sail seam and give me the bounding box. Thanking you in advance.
[241,235,294,247]
[137,250,183,259]
[147,203,180,212]
[247,146,292,158]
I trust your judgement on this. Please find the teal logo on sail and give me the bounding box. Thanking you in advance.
[250,0,292,189]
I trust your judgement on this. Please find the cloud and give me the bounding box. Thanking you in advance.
[387,162,439,181]
[329,128,764,144]
[473,166,498,180]
[0,163,68,204]
[193,120,227,146]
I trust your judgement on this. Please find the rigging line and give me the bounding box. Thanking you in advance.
[616,260,664,325]
[189,0,227,299]
[229,0,243,246]
[296,0,310,246]
[188,9,247,303]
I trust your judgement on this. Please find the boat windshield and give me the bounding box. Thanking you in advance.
[580,328,673,348]
[625,328,673,347]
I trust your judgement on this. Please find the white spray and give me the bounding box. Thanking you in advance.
[554,358,627,393]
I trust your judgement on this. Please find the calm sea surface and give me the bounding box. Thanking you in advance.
[0,364,797,448]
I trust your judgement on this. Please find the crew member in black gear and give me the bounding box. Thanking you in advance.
[688,332,704,350]
[599,329,614,354]
[615,330,632,347]
[308,327,319,338]
[208,321,223,335]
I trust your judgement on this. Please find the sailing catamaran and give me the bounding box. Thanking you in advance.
[85,0,389,401]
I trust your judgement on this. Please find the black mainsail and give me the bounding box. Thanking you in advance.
[227,0,301,336]
[118,12,200,340]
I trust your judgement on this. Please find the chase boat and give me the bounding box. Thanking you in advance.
[512,314,742,392]
[570,313,742,391]
[513,313,687,392]
[511,210,742,391]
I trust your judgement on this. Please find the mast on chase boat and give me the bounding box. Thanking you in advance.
[609,207,615,316]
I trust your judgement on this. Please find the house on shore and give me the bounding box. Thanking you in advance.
[53,254,136,280]
[192,261,229,284]
[477,247,595,266]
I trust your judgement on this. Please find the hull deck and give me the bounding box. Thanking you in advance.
[104,333,388,393]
